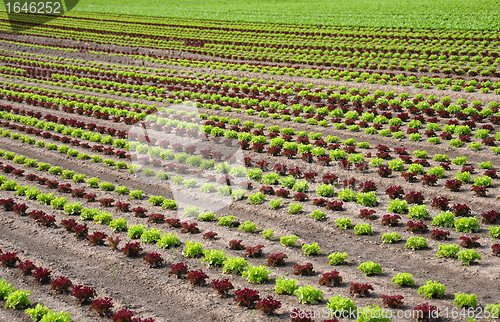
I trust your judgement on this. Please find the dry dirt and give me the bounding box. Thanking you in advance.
[0,31,499,322]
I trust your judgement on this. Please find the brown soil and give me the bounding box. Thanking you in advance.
[2,32,499,107]
[0,29,500,322]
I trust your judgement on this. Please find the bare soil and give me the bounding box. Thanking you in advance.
[0,31,500,322]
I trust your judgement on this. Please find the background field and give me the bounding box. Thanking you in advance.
[68,0,500,30]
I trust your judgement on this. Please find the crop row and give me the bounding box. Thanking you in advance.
[0,78,497,152]
[3,53,499,114]
[0,92,495,175]
[12,11,500,48]
[2,143,500,262]
[2,121,496,204]
[0,278,74,321]
[0,80,152,120]
[0,256,154,322]
[3,49,500,119]
[2,70,500,155]
[2,9,500,322]
[4,47,500,95]
[5,48,500,94]
[5,17,500,63]
[1,101,499,208]
[0,140,495,238]
[0,172,386,320]
[2,131,500,290]
[3,56,498,128]
[2,102,496,210]
[2,13,500,77]
[34,12,500,40]
[4,45,500,87]
[2,167,500,322]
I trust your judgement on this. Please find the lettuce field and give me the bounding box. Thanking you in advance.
[0,4,500,322]
[73,0,500,30]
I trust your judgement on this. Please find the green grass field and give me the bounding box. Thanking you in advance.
[69,0,500,30]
